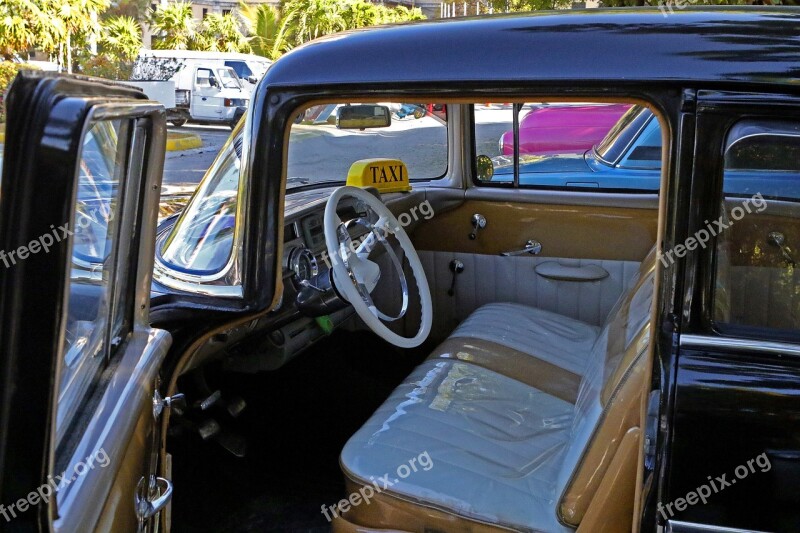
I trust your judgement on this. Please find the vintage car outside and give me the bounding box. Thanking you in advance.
[0,8,799,533]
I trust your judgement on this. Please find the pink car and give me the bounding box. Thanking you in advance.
[500,103,631,156]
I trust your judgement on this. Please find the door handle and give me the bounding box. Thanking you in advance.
[501,239,542,256]
[135,476,173,523]
[767,231,796,266]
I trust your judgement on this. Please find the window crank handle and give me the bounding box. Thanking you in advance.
[448,259,464,296]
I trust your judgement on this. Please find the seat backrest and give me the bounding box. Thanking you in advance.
[555,246,657,526]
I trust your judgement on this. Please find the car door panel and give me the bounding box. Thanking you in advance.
[403,194,658,340]
[0,71,169,533]
[664,92,800,532]
[411,198,658,260]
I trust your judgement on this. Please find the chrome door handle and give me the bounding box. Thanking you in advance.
[768,231,796,266]
[501,239,542,256]
[136,476,173,522]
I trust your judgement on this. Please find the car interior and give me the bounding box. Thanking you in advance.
[46,96,800,532]
[148,99,662,533]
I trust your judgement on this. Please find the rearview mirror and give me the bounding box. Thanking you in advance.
[247,75,257,84]
[209,77,218,88]
[336,105,391,130]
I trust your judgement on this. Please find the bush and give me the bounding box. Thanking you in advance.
[79,55,133,80]
[0,61,39,123]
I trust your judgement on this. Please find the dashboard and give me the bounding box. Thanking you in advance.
[180,186,384,374]
[282,190,373,289]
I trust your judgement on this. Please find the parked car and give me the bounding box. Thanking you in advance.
[499,103,631,156]
[1,9,799,533]
[490,105,800,199]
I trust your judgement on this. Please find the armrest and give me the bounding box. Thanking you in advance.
[535,261,609,282]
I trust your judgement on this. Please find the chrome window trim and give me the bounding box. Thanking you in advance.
[53,326,172,533]
[680,334,800,358]
[666,519,770,533]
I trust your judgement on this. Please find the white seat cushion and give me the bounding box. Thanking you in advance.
[450,302,600,376]
[340,359,574,533]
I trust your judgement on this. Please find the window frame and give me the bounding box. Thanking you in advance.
[54,110,153,459]
[708,118,800,343]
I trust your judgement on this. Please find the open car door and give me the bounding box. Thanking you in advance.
[0,72,172,532]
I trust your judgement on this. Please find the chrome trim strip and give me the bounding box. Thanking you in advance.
[464,186,659,209]
[53,327,172,533]
[680,334,800,357]
[666,519,770,533]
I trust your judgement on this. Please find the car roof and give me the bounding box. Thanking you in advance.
[264,8,800,90]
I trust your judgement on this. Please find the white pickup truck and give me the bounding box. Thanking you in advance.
[127,60,249,129]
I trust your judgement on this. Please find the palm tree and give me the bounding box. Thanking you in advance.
[101,15,142,61]
[277,0,346,49]
[341,0,378,29]
[0,0,61,60]
[239,2,284,59]
[150,1,196,50]
[51,0,110,72]
[195,12,250,52]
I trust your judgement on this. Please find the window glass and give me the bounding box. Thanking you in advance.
[159,133,241,275]
[618,117,662,170]
[287,103,447,189]
[217,68,242,89]
[225,60,252,79]
[57,119,131,447]
[474,103,515,184]
[713,120,800,335]
[474,102,660,191]
[196,68,214,87]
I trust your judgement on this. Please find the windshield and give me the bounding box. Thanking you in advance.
[158,131,241,275]
[217,67,243,89]
[594,106,652,165]
[286,103,448,188]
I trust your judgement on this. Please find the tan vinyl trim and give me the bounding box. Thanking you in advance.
[576,427,641,533]
[427,337,582,403]
[336,475,522,533]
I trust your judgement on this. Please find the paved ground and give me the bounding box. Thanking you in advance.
[163,124,232,185]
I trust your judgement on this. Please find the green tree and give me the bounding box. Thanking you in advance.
[341,0,378,28]
[150,1,196,50]
[239,2,285,58]
[51,0,111,72]
[195,12,250,52]
[277,0,346,48]
[0,0,61,60]
[101,15,141,61]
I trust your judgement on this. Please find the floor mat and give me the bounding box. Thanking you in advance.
[170,330,427,532]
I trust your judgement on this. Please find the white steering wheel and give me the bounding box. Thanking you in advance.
[324,186,432,348]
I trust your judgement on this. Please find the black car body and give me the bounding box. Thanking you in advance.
[0,8,799,533]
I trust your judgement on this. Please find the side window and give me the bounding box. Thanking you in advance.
[617,117,662,170]
[473,102,660,192]
[196,68,214,87]
[56,118,139,450]
[225,60,252,78]
[713,120,800,335]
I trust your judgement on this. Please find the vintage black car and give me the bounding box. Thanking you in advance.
[1,7,799,533]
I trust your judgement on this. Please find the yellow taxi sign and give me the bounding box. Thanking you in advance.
[346,159,412,193]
